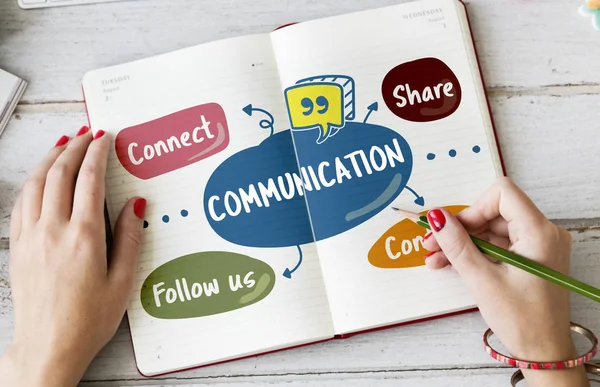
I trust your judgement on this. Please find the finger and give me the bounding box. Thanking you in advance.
[21,135,70,228]
[9,193,23,245]
[474,231,511,263]
[422,231,440,252]
[488,217,509,238]
[458,177,547,233]
[427,208,499,285]
[72,130,110,221]
[425,247,501,268]
[41,126,93,220]
[454,212,509,239]
[425,236,510,268]
[424,251,450,270]
[109,197,146,302]
[424,216,509,252]
[476,231,511,251]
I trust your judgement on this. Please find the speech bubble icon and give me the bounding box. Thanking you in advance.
[368,205,468,269]
[285,83,344,144]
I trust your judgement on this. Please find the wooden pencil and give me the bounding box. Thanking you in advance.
[391,207,600,304]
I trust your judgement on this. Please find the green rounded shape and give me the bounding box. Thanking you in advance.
[141,251,275,319]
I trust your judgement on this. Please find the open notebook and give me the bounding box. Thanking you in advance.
[0,69,27,138]
[82,0,503,376]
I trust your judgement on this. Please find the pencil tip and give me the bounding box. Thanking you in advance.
[390,207,422,223]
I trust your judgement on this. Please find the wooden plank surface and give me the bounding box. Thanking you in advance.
[0,0,599,104]
[78,369,516,387]
[1,0,600,385]
[1,229,598,383]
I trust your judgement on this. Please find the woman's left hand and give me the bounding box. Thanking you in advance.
[0,127,146,387]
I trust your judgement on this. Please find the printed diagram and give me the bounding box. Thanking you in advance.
[284,75,356,144]
[281,75,425,237]
[115,103,230,180]
[138,62,477,320]
[368,205,467,269]
[381,58,462,123]
[141,251,276,319]
[203,74,425,278]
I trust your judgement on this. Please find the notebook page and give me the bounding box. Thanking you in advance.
[83,34,333,375]
[270,0,502,334]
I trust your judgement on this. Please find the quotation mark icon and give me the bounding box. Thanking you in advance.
[301,96,330,116]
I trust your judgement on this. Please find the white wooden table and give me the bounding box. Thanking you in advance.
[1,0,599,385]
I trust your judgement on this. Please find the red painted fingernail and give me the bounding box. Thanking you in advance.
[55,135,69,147]
[427,209,446,232]
[424,232,433,240]
[133,198,147,219]
[424,251,436,259]
[76,126,90,136]
[93,130,105,140]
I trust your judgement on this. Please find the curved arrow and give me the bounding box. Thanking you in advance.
[405,185,425,207]
[363,102,379,124]
[283,245,303,279]
[243,104,275,137]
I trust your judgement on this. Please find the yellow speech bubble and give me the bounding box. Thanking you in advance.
[285,83,344,144]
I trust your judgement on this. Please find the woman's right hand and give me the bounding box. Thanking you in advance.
[423,177,589,387]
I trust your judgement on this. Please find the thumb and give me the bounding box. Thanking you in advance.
[427,208,497,283]
[108,197,146,294]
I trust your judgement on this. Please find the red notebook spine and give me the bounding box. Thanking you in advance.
[274,22,298,31]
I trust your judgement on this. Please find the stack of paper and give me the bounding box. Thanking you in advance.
[0,68,27,137]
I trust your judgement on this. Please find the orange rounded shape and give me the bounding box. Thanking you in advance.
[368,205,468,269]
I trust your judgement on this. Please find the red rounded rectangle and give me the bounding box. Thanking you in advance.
[115,103,230,180]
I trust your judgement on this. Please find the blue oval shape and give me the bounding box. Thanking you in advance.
[203,122,413,247]
[203,131,314,248]
[291,121,413,241]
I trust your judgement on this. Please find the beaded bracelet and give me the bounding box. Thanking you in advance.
[510,362,600,386]
[483,322,598,370]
